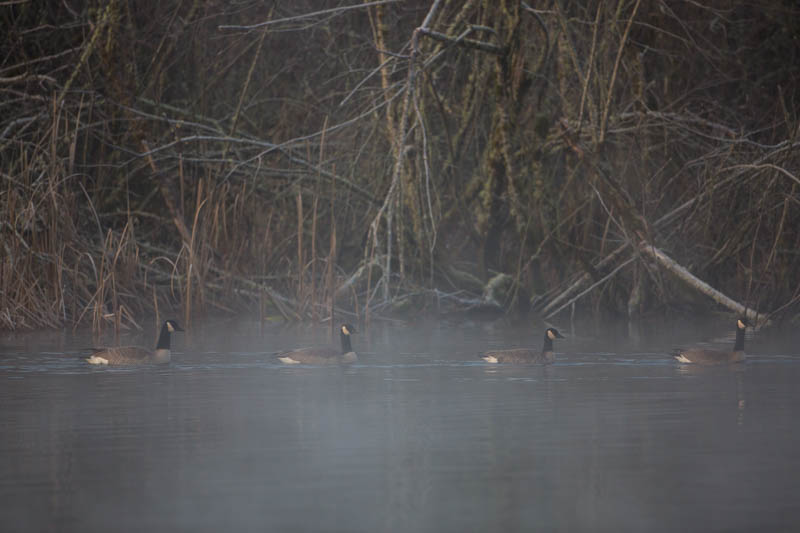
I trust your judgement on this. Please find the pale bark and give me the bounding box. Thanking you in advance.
[640,244,762,323]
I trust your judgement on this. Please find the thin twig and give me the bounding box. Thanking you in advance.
[219,1,399,31]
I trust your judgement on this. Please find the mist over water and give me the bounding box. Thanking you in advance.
[2,318,800,532]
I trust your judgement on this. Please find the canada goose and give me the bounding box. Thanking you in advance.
[673,318,749,365]
[481,327,565,364]
[86,319,184,365]
[277,323,358,365]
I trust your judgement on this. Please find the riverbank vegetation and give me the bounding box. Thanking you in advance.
[2,1,799,331]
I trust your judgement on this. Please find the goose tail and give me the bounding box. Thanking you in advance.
[86,355,109,365]
[672,349,691,363]
[481,354,499,364]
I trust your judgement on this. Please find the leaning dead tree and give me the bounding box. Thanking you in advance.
[484,0,799,323]
[536,127,800,325]
[639,245,761,323]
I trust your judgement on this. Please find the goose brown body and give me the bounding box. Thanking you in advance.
[277,324,357,365]
[481,327,564,364]
[86,320,183,365]
[674,318,748,365]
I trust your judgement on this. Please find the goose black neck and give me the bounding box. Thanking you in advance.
[340,330,353,353]
[156,323,172,350]
[733,326,746,352]
[542,332,554,352]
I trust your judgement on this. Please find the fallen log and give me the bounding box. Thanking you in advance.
[639,243,762,323]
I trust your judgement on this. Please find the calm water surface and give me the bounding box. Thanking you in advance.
[1,318,800,532]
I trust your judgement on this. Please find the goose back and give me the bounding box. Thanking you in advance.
[277,323,357,365]
[481,327,563,364]
[86,319,183,365]
[673,318,748,365]
[481,348,555,364]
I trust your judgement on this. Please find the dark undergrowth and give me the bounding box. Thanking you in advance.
[2,1,799,332]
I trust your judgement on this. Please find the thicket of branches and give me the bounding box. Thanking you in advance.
[1,0,799,331]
